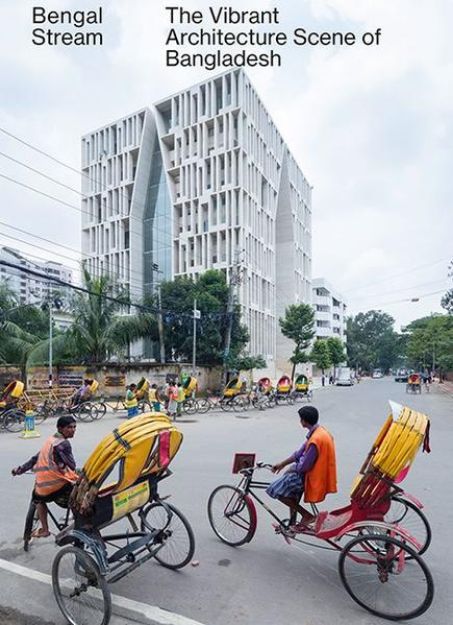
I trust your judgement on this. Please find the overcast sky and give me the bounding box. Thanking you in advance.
[0,0,452,331]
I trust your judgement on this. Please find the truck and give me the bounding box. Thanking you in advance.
[335,366,353,386]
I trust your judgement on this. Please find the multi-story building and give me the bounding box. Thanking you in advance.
[0,246,73,307]
[81,69,312,373]
[312,278,347,342]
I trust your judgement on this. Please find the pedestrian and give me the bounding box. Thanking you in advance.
[125,383,139,418]
[321,374,325,387]
[266,405,337,529]
[176,382,185,417]
[167,380,178,420]
[149,383,161,412]
[329,374,334,385]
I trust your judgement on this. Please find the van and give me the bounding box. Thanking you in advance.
[335,367,353,386]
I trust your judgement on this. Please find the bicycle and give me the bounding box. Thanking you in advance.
[208,457,433,621]
[0,405,26,432]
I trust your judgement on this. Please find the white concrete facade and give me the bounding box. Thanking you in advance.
[0,246,73,306]
[312,277,347,341]
[81,70,312,370]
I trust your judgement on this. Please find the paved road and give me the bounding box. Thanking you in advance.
[0,379,451,625]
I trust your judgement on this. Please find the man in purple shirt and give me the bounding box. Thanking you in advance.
[266,405,319,525]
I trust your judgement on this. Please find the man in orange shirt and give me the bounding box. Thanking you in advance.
[267,406,337,528]
[12,415,78,537]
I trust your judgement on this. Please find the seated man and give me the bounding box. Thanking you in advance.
[267,405,337,528]
[70,379,92,407]
[12,415,78,537]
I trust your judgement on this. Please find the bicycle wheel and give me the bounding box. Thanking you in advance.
[385,496,431,556]
[23,499,39,552]
[208,485,257,546]
[4,408,25,432]
[220,398,234,412]
[196,398,211,413]
[52,545,111,625]
[91,402,107,420]
[75,403,94,422]
[339,534,434,620]
[140,502,195,569]
[183,398,198,415]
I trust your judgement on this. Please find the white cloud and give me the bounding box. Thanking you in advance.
[0,0,451,329]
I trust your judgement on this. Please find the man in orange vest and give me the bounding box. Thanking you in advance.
[12,415,78,538]
[266,405,337,528]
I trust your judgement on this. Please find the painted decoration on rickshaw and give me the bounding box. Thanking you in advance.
[277,375,292,393]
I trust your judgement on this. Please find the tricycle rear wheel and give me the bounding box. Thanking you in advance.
[339,533,433,620]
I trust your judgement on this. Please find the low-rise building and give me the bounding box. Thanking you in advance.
[312,278,347,342]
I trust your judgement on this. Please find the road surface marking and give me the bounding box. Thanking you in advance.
[0,557,207,625]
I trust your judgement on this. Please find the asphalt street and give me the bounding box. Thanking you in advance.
[0,378,451,625]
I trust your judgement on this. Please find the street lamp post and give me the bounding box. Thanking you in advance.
[48,302,53,389]
[192,299,200,376]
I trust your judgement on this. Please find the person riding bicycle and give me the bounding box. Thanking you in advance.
[11,415,78,538]
[266,405,337,529]
[70,379,92,408]
[125,383,138,418]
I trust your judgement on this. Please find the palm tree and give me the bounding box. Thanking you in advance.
[67,270,157,363]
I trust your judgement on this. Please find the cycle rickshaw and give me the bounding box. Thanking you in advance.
[292,373,313,401]
[223,376,243,398]
[0,380,26,431]
[208,401,433,620]
[406,373,422,394]
[30,412,195,625]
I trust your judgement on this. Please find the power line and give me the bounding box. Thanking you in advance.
[0,128,178,243]
[343,257,450,294]
[348,278,450,302]
[0,259,238,322]
[0,220,158,291]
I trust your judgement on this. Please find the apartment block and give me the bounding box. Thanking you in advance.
[81,69,312,371]
[0,246,73,307]
[312,277,347,341]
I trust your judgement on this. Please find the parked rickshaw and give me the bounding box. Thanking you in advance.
[0,380,26,432]
[257,377,273,395]
[276,375,292,394]
[292,374,313,401]
[208,401,433,620]
[223,376,243,398]
[182,375,198,397]
[406,373,422,394]
[135,376,149,400]
[46,412,195,625]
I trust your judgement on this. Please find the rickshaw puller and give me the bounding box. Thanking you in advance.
[267,406,337,529]
[12,415,78,538]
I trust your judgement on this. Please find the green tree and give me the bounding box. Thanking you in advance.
[404,314,453,375]
[160,270,249,365]
[441,289,453,315]
[326,337,346,377]
[310,339,332,376]
[279,303,315,381]
[346,310,399,373]
[226,353,267,387]
[66,270,156,363]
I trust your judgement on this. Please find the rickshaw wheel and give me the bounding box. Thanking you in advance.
[75,402,94,422]
[339,533,433,620]
[140,502,195,569]
[207,485,257,546]
[52,545,111,625]
[23,499,39,552]
[3,408,25,432]
[385,496,432,556]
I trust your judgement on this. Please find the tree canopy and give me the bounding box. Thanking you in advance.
[346,310,400,373]
[279,303,315,380]
[310,339,332,373]
[160,270,249,365]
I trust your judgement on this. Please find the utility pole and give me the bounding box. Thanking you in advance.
[192,299,200,376]
[48,302,53,389]
[156,284,165,364]
[222,256,243,384]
